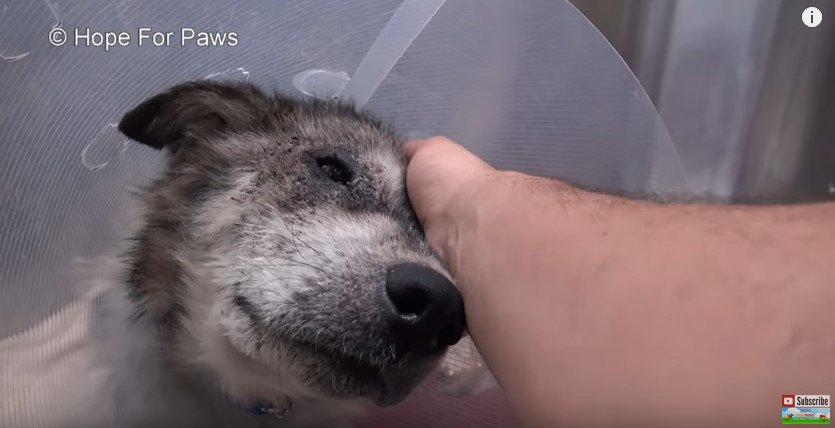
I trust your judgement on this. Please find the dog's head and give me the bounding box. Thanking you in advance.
[118,81,465,408]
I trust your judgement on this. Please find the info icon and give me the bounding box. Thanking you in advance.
[783,395,795,407]
[802,7,823,28]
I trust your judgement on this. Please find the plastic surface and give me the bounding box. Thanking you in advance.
[0,0,688,425]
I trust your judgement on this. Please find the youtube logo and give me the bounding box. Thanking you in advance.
[782,395,795,407]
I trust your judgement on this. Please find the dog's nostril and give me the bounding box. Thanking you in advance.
[384,263,466,351]
[387,283,430,321]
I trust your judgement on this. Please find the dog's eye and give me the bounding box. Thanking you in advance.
[315,156,353,185]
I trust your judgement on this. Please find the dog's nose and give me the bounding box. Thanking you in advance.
[384,263,466,352]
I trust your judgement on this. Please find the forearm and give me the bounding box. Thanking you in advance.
[445,171,835,427]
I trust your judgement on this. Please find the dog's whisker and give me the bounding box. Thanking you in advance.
[228,273,307,282]
[341,331,349,356]
[283,218,304,261]
[283,258,328,274]
[233,261,326,274]
[331,372,340,396]
[292,234,332,262]
[313,327,325,350]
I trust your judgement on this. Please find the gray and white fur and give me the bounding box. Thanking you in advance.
[64,80,470,427]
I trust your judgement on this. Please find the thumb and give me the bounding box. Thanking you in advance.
[405,136,465,161]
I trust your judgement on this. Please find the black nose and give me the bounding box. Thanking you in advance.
[384,263,466,352]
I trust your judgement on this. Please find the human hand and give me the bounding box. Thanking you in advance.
[404,137,497,266]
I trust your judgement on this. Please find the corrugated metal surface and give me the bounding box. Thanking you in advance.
[572,0,835,202]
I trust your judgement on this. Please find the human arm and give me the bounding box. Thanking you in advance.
[406,136,835,427]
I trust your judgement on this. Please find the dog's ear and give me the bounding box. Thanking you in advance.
[118,81,269,152]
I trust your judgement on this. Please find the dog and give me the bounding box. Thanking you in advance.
[1,80,480,428]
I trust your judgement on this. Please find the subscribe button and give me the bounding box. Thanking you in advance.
[783,395,831,408]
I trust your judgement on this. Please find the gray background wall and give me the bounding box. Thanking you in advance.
[570,0,835,203]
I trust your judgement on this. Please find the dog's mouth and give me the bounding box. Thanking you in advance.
[311,343,384,383]
[293,341,431,406]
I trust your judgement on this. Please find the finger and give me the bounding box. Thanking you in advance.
[405,136,455,161]
[404,139,425,160]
